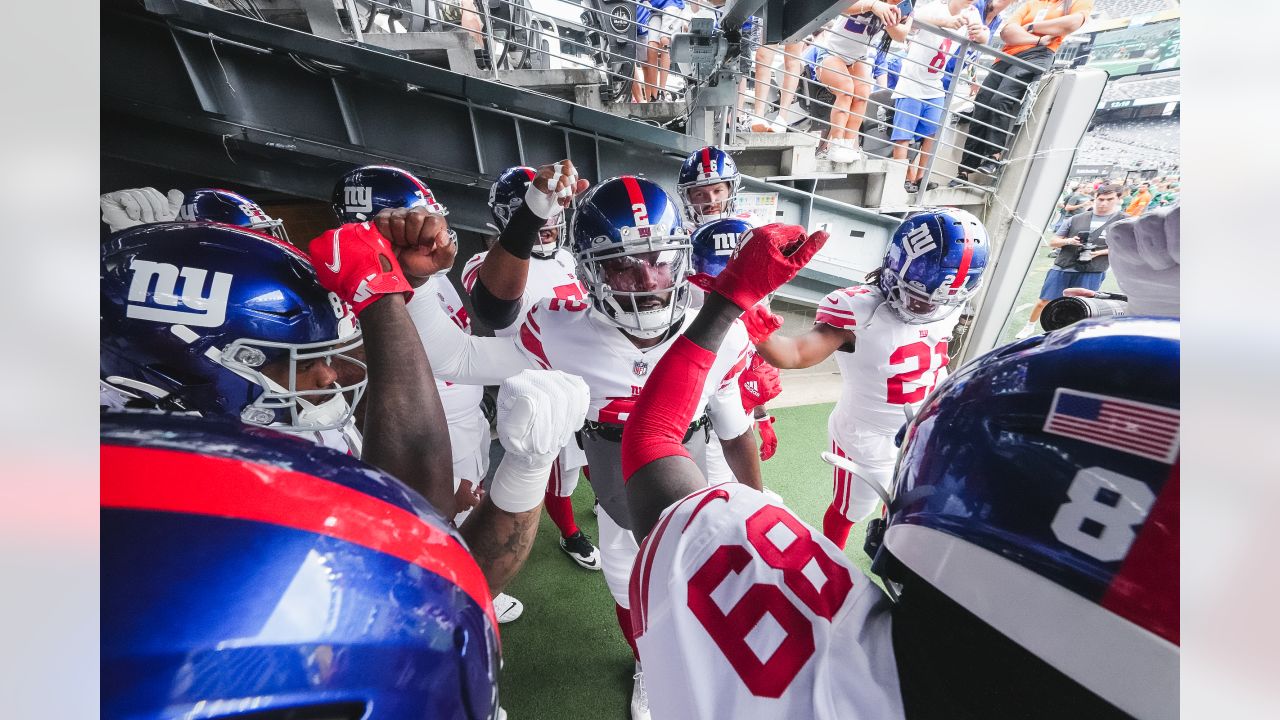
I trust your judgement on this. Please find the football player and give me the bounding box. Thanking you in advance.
[101,221,589,602]
[100,186,290,242]
[689,217,784,475]
[376,172,760,720]
[677,146,743,229]
[461,165,601,571]
[331,164,526,623]
[750,208,989,550]
[620,224,1178,719]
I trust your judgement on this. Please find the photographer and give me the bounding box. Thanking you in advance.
[1017,183,1125,339]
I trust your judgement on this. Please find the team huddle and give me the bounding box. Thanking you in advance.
[100,145,1179,719]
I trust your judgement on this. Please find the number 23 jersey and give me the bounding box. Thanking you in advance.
[817,286,959,437]
[630,482,903,719]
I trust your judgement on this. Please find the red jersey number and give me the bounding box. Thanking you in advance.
[886,339,949,405]
[552,282,586,301]
[686,505,854,698]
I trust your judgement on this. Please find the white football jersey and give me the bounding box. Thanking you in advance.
[515,299,753,437]
[417,276,487,431]
[893,5,980,100]
[460,248,585,337]
[631,482,903,719]
[816,286,959,437]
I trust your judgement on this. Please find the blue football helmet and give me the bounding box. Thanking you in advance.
[175,188,290,243]
[878,207,989,324]
[488,165,568,259]
[333,165,456,276]
[100,222,366,432]
[102,411,500,720]
[677,146,742,225]
[689,216,757,280]
[571,176,692,339]
[865,316,1179,719]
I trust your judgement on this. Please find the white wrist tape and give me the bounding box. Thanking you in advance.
[488,453,554,513]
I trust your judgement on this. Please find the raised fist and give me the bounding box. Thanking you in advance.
[713,223,829,310]
[525,159,590,218]
[741,303,784,345]
[372,206,458,279]
[496,370,590,467]
[100,187,184,232]
[307,222,414,316]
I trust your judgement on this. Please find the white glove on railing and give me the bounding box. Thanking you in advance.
[1105,205,1179,317]
[489,369,590,512]
[100,187,185,232]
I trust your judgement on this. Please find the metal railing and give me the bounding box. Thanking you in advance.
[209,1,1051,200]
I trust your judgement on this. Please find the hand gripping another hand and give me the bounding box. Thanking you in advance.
[307,222,414,316]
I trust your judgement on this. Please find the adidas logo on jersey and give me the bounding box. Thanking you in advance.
[125,260,232,328]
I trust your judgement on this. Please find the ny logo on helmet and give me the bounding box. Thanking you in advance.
[712,233,737,255]
[125,259,233,328]
[902,224,938,259]
[344,186,373,214]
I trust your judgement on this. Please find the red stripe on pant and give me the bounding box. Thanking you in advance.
[831,440,852,516]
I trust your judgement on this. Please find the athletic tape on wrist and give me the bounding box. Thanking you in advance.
[488,454,555,513]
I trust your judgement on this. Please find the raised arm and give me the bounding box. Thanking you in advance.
[623,224,829,537]
[307,222,455,514]
[471,161,587,330]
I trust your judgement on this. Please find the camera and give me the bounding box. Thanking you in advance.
[1040,293,1129,331]
[1075,230,1097,262]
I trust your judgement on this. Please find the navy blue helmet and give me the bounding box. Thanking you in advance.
[331,164,449,224]
[100,222,365,431]
[878,207,989,324]
[175,188,290,243]
[102,411,500,720]
[571,176,691,339]
[689,216,757,281]
[488,165,568,259]
[677,146,741,224]
[864,316,1179,719]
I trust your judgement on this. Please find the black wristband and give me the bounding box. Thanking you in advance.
[497,203,545,261]
[470,274,523,330]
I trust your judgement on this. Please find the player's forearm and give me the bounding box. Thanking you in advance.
[719,430,763,490]
[405,291,533,384]
[755,334,804,368]
[458,500,541,593]
[357,296,456,514]
[623,293,743,536]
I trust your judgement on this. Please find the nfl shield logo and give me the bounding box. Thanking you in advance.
[633,360,649,377]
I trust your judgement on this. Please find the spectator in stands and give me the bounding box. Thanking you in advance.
[1057,181,1092,224]
[748,21,806,133]
[814,2,911,163]
[891,0,984,193]
[1017,182,1124,339]
[1153,180,1179,207]
[872,43,903,90]
[642,0,691,102]
[952,0,1093,186]
[1126,181,1153,216]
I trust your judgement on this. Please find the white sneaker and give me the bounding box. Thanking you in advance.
[631,662,651,720]
[827,142,856,164]
[838,138,864,162]
[749,117,772,133]
[779,104,806,127]
[1014,322,1038,340]
[493,593,524,624]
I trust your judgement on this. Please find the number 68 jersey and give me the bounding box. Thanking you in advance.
[817,286,960,438]
[630,483,904,719]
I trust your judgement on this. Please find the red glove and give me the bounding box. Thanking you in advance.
[712,223,829,310]
[757,416,778,462]
[739,353,781,412]
[688,272,714,292]
[741,303,784,345]
[308,222,414,316]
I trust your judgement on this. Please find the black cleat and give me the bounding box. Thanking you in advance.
[560,530,602,570]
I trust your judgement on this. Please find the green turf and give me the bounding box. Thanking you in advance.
[498,401,865,719]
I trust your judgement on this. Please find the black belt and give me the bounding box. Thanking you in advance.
[583,414,710,444]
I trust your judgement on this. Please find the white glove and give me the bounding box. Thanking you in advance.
[523,162,578,219]
[100,187,184,232]
[489,369,590,512]
[1104,205,1179,317]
